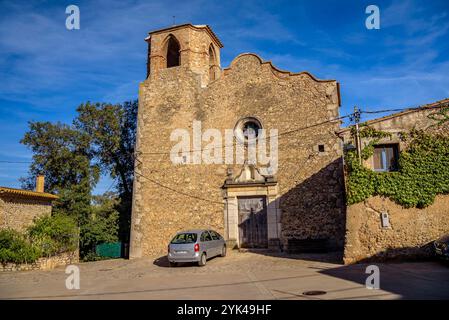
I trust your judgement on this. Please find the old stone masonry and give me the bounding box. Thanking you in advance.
[130,24,345,258]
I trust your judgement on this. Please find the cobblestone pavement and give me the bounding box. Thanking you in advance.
[1,251,448,300]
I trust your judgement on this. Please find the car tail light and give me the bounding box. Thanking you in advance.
[194,243,199,252]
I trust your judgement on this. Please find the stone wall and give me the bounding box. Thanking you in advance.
[344,195,449,264]
[339,100,449,161]
[0,250,79,272]
[0,195,52,232]
[131,28,346,258]
[147,24,222,87]
[340,99,449,263]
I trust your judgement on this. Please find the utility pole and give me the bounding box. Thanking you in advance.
[351,106,362,164]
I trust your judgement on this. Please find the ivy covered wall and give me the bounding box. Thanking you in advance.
[346,129,449,208]
[341,104,449,263]
[343,105,449,208]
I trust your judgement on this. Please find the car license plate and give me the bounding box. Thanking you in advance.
[176,250,187,254]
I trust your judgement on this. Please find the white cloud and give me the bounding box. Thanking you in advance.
[1,0,449,187]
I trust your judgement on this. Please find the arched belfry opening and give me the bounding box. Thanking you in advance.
[209,45,216,81]
[166,35,180,68]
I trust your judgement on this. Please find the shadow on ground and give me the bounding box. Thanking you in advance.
[229,159,347,265]
[235,248,344,264]
[153,255,221,268]
[347,243,437,264]
[243,246,449,299]
[318,259,449,299]
[314,247,449,299]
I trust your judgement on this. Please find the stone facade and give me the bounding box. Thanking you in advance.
[0,250,79,272]
[130,24,346,258]
[339,98,449,169]
[340,98,449,263]
[344,196,449,263]
[0,185,58,232]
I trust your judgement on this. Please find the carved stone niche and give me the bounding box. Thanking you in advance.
[223,163,277,187]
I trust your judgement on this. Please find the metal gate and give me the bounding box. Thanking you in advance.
[238,196,268,248]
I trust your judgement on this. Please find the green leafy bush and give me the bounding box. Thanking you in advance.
[0,229,41,264]
[346,130,449,208]
[81,251,110,262]
[79,193,120,260]
[27,214,78,256]
[80,211,119,259]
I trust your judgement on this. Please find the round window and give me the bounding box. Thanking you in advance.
[234,117,263,143]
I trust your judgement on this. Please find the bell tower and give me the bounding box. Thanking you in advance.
[145,24,223,86]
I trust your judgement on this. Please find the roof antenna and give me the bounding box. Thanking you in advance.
[172,15,176,26]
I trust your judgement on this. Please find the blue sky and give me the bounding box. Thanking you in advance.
[1,0,448,193]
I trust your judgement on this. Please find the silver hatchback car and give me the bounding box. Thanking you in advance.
[167,229,226,267]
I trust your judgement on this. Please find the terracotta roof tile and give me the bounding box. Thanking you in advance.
[0,186,58,200]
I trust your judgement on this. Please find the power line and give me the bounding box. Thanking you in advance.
[130,104,445,204]
[362,108,415,114]
[3,104,440,164]
[128,113,352,176]
[360,102,449,115]
[0,111,352,205]
[0,160,32,164]
[131,113,354,204]
[276,114,350,138]
[101,180,117,194]
[0,106,423,204]
[134,171,223,205]
[137,113,350,156]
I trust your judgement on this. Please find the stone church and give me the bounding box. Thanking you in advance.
[130,24,346,258]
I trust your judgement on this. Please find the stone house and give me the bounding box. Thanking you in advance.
[0,176,58,232]
[339,98,449,172]
[130,24,346,258]
[0,177,80,272]
[338,98,449,263]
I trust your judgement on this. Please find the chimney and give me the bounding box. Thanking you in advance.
[36,175,45,193]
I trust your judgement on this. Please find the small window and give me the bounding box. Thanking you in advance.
[200,231,212,242]
[318,145,325,152]
[234,117,262,143]
[243,121,260,139]
[373,144,399,172]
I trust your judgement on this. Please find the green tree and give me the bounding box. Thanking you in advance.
[20,121,99,223]
[28,214,78,257]
[74,101,137,242]
[20,100,137,259]
[80,192,120,259]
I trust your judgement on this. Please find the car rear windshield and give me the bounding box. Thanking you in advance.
[171,233,197,244]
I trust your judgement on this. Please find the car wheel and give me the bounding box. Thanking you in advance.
[220,245,227,257]
[169,261,177,267]
[198,253,207,266]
